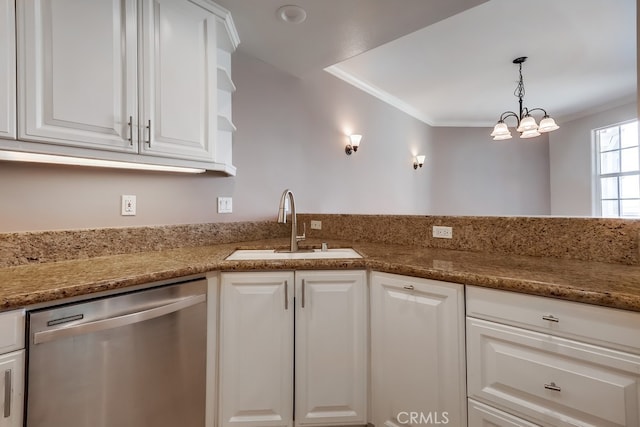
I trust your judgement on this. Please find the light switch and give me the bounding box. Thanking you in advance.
[217,197,233,213]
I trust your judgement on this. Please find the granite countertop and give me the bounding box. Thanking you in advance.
[1,238,640,312]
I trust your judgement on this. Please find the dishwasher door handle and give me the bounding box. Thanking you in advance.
[33,294,206,345]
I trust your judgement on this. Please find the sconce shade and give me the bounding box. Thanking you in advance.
[538,116,560,133]
[491,122,512,140]
[516,115,538,132]
[520,128,541,139]
[490,122,510,137]
[493,133,513,141]
[416,155,426,165]
[350,134,362,149]
[345,134,362,155]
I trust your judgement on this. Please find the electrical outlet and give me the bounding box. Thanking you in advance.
[121,195,136,216]
[432,225,453,239]
[217,197,233,213]
[310,220,322,230]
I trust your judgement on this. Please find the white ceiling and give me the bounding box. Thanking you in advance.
[215,0,637,127]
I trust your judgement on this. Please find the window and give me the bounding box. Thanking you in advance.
[595,120,639,217]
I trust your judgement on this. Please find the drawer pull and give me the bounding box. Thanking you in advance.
[403,285,414,290]
[542,314,559,323]
[544,382,561,392]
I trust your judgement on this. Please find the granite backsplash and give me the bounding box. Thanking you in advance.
[1,215,639,268]
[299,214,640,265]
[0,221,287,268]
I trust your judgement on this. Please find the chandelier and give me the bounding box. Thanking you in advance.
[490,57,559,140]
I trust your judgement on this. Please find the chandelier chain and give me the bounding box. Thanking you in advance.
[514,62,526,100]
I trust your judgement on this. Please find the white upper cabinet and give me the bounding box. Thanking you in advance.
[140,0,218,162]
[16,0,239,173]
[0,0,16,140]
[17,0,138,152]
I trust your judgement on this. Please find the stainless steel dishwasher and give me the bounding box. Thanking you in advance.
[26,279,207,427]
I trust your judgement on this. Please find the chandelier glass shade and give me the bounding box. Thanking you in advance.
[490,57,559,140]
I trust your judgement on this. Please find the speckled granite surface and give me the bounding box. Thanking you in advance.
[1,238,639,313]
[300,214,640,265]
[0,221,287,268]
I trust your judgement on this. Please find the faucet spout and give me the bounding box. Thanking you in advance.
[277,189,305,252]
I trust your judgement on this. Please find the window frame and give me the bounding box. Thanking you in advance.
[593,119,640,218]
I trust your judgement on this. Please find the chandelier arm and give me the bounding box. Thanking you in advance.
[498,111,520,124]
[526,107,549,117]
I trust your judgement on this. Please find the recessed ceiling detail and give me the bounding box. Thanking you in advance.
[277,5,307,24]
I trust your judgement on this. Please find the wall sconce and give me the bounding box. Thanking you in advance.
[345,134,362,155]
[413,155,426,169]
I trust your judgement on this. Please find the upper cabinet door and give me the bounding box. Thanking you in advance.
[140,0,218,162]
[0,0,16,140]
[17,0,138,152]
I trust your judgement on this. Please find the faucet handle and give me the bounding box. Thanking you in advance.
[297,222,306,242]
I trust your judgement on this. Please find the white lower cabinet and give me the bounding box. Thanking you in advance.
[218,270,367,427]
[0,310,25,427]
[294,271,368,425]
[370,272,467,427]
[466,285,640,427]
[0,351,24,427]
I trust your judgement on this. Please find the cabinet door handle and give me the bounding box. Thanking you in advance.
[3,369,11,418]
[544,382,561,392]
[127,116,133,146]
[145,120,151,146]
[301,279,306,308]
[542,314,559,323]
[403,285,414,290]
[284,281,288,310]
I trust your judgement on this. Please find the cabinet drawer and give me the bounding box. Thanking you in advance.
[467,317,640,427]
[466,285,640,354]
[468,399,539,427]
[0,311,24,354]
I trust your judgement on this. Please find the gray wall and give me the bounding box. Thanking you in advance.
[549,102,637,216]
[429,127,551,216]
[0,50,555,233]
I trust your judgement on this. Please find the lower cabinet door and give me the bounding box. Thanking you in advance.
[218,272,295,427]
[370,272,467,427]
[0,350,24,427]
[468,399,540,427]
[294,270,367,425]
[467,317,640,427]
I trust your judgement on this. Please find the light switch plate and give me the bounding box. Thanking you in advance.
[217,197,233,213]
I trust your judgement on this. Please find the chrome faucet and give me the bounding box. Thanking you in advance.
[277,189,305,252]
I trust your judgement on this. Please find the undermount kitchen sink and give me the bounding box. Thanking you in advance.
[225,248,362,261]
